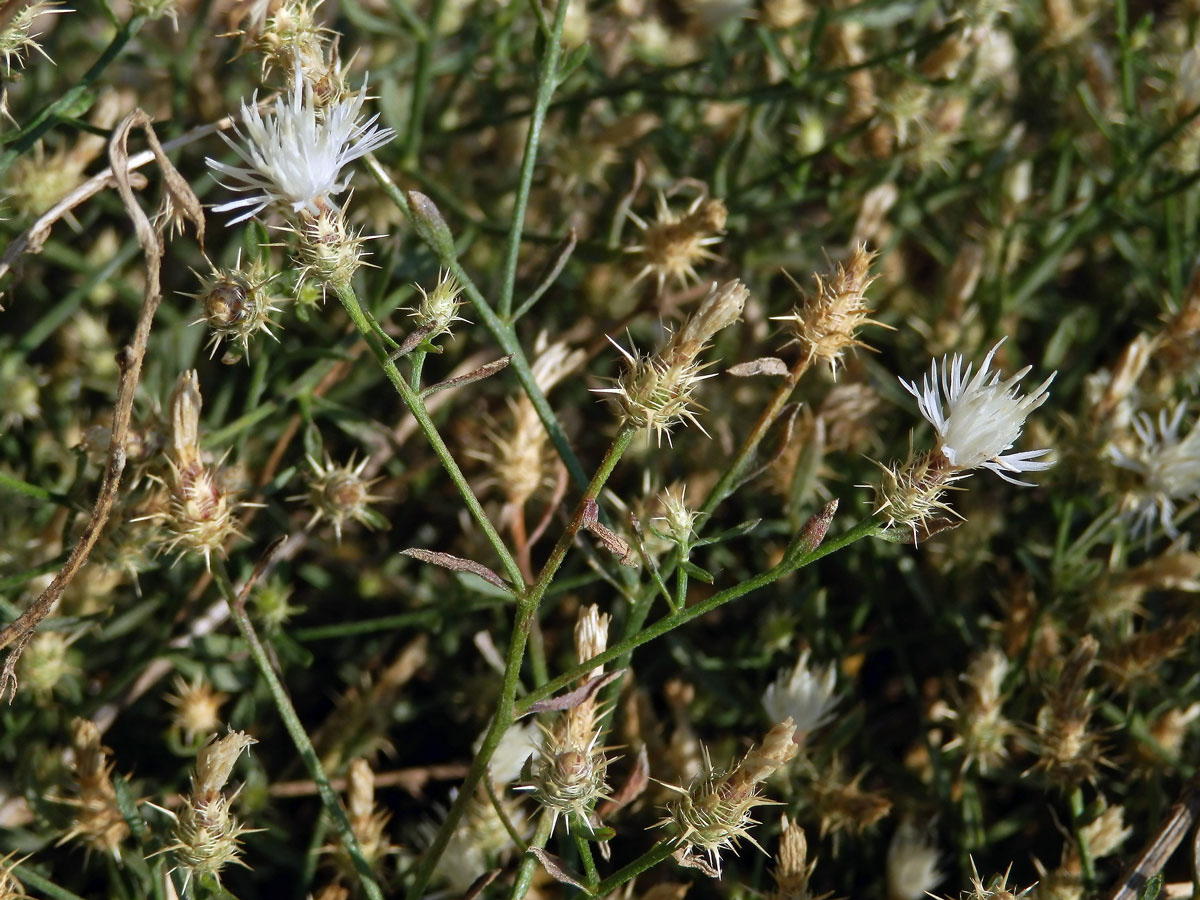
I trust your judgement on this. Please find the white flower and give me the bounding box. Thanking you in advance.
[886,821,943,900]
[478,721,539,787]
[1109,403,1200,536]
[901,339,1055,483]
[762,650,839,738]
[206,68,394,224]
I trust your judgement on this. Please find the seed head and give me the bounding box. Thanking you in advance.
[58,718,130,858]
[0,0,70,76]
[769,816,820,900]
[184,255,283,362]
[801,754,891,841]
[886,821,943,900]
[941,647,1015,774]
[293,452,385,542]
[293,208,376,294]
[1028,636,1105,787]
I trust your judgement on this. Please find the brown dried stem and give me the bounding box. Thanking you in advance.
[0,110,202,700]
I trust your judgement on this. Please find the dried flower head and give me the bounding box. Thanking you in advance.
[154,371,246,568]
[802,754,891,840]
[1109,403,1200,538]
[772,244,886,374]
[16,630,80,701]
[293,452,385,541]
[596,280,748,443]
[1028,636,1105,787]
[165,675,228,744]
[207,63,394,224]
[165,731,258,888]
[940,646,1015,773]
[184,255,283,362]
[769,816,821,900]
[626,189,727,291]
[58,719,129,857]
[329,759,396,882]
[761,650,839,742]
[659,719,799,877]
[944,859,1035,900]
[0,850,28,899]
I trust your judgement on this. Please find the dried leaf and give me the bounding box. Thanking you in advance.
[728,357,789,377]
[597,744,649,817]
[458,869,500,900]
[519,669,624,717]
[581,499,637,567]
[796,499,839,556]
[528,848,587,888]
[673,847,720,876]
[402,549,512,593]
[422,357,512,398]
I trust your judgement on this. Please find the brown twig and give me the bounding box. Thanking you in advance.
[1109,776,1200,900]
[0,110,203,700]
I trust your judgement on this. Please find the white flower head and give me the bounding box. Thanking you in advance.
[901,339,1055,484]
[1109,403,1200,537]
[206,63,395,224]
[886,821,943,900]
[762,650,839,739]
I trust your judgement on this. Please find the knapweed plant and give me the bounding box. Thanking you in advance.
[2,1,1200,899]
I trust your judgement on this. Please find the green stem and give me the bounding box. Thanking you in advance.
[576,835,599,887]
[591,841,674,895]
[0,15,147,173]
[333,278,526,590]
[0,470,64,504]
[509,814,554,900]
[1070,786,1097,890]
[496,0,569,319]
[211,560,385,900]
[519,518,881,713]
[401,0,445,163]
[404,426,635,900]
[363,154,588,490]
[11,866,90,900]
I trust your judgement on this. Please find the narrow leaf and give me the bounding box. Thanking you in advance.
[728,357,789,377]
[402,549,512,593]
[518,669,624,717]
[422,356,511,399]
[528,848,587,889]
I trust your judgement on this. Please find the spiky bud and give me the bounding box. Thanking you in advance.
[16,630,79,701]
[408,270,466,344]
[330,759,395,882]
[0,0,70,76]
[941,646,1015,773]
[769,816,817,900]
[656,486,701,545]
[294,210,372,294]
[1029,636,1104,787]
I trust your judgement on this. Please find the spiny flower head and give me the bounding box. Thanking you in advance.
[941,646,1015,774]
[165,675,228,744]
[58,718,130,858]
[771,243,886,375]
[1109,403,1200,538]
[595,280,748,443]
[626,189,727,291]
[761,650,839,742]
[902,339,1055,483]
[659,719,798,877]
[293,452,385,542]
[291,208,376,293]
[518,714,611,832]
[184,255,283,362]
[949,859,1036,900]
[0,0,70,76]
[206,64,394,224]
[407,270,467,344]
[769,816,822,900]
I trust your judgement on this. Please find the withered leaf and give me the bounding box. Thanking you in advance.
[728,357,789,377]
[402,548,512,593]
[518,669,624,718]
[422,356,512,398]
[528,848,587,888]
[597,744,649,818]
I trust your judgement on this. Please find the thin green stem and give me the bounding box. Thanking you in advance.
[591,841,674,895]
[510,814,554,900]
[404,425,635,899]
[0,15,147,172]
[11,866,90,900]
[334,278,526,590]
[519,517,881,713]
[0,470,64,504]
[363,154,589,489]
[401,0,445,163]
[211,560,385,900]
[576,835,599,887]
[1070,786,1097,890]
[496,0,569,319]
